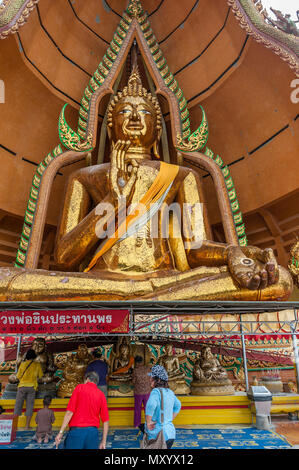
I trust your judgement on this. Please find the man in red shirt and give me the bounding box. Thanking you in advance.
[55,371,109,449]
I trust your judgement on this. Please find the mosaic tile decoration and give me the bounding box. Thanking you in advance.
[0,427,291,449]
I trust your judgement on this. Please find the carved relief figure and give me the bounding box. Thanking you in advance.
[57,344,93,398]
[158,344,190,395]
[9,337,56,386]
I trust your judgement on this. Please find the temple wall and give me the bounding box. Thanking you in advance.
[0,395,253,426]
[0,36,85,226]
[189,40,298,225]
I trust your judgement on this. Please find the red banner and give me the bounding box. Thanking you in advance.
[0,310,129,334]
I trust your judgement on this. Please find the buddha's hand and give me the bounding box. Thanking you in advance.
[227,245,279,290]
[109,140,138,205]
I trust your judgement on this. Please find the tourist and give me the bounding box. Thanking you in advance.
[145,365,181,449]
[13,348,43,430]
[34,395,55,444]
[132,355,151,432]
[55,371,109,449]
[85,350,108,399]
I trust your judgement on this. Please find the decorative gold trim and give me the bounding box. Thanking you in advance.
[176,106,209,152]
[0,0,39,39]
[288,240,299,287]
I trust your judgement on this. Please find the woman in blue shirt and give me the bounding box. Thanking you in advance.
[145,365,181,449]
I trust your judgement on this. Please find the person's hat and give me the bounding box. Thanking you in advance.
[148,364,168,381]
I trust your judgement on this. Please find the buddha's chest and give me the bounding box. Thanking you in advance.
[130,165,159,203]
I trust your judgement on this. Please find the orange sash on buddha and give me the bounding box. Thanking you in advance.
[113,355,134,375]
[84,161,179,273]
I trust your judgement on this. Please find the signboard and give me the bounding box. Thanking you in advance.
[0,415,17,444]
[0,310,129,334]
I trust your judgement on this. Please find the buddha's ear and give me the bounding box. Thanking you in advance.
[107,124,112,140]
[152,141,160,160]
[157,126,162,142]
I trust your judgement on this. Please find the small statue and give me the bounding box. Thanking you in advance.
[57,344,93,398]
[108,338,135,397]
[8,337,57,398]
[192,358,205,382]
[190,347,235,396]
[109,343,134,382]
[200,346,228,382]
[158,344,190,395]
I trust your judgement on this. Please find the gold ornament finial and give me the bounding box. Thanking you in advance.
[127,0,142,18]
[127,64,142,91]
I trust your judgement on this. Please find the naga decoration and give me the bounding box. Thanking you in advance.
[227,0,299,75]
[288,240,299,288]
[0,0,39,39]
[58,105,93,152]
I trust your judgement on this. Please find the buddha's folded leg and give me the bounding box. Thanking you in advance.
[0,267,152,301]
[0,266,223,301]
[0,265,293,301]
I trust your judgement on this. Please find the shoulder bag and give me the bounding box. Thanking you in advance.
[17,360,34,382]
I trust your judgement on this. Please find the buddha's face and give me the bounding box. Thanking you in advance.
[32,338,45,354]
[165,344,172,355]
[204,347,212,358]
[120,344,129,358]
[77,344,88,359]
[110,95,158,152]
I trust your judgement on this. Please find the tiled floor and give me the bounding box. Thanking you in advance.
[0,423,293,449]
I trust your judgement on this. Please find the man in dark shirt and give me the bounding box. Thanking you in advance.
[55,371,109,449]
[85,350,108,399]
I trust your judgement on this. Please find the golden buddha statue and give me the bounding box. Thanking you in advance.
[200,346,228,382]
[0,67,292,302]
[190,347,235,396]
[108,338,134,397]
[192,358,205,382]
[57,343,93,398]
[158,344,190,395]
[7,337,57,398]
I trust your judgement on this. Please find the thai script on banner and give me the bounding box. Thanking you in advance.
[0,310,129,334]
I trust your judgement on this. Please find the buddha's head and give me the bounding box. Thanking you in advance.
[119,343,129,358]
[107,66,162,159]
[165,344,172,355]
[32,337,46,354]
[203,346,212,358]
[77,344,89,359]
